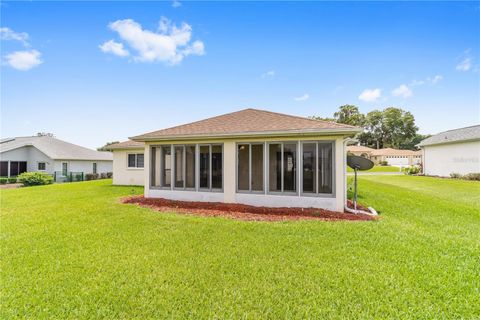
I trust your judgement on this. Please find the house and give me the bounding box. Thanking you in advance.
[105,140,145,186]
[0,136,113,180]
[118,108,361,212]
[347,145,375,158]
[418,125,480,176]
[370,148,422,167]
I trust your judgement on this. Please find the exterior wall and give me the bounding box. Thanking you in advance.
[112,149,145,185]
[1,146,54,175]
[423,141,480,176]
[53,160,112,174]
[144,135,347,212]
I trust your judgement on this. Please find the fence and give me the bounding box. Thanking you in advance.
[53,171,84,183]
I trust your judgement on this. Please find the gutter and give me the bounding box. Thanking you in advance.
[130,127,362,142]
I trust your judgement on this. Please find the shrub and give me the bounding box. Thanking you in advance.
[450,173,462,179]
[17,172,53,186]
[464,173,480,181]
[8,177,17,183]
[100,173,107,179]
[106,172,113,178]
[85,173,99,181]
[404,165,421,175]
[0,178,7,184]
[379,160,388,166]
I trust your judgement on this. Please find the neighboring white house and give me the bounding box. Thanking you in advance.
[114,108,361,212]
[0,136,113,180]
[105,140,145,186]
[418,125,480,177]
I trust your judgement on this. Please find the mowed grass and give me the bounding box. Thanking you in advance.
[347,165,400,172]
[1,177,479,319]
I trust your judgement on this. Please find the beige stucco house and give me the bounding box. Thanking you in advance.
[370,148,422,166]
[106,140,145,186]
[111,109,361,212]
[418,125,480,176]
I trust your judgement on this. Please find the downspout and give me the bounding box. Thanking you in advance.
[343,138,378,216]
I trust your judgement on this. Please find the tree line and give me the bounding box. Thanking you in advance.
[312,105,430,150]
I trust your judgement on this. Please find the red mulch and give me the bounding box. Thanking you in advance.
[122,196,376,222]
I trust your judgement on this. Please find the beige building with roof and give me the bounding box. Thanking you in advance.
[370,148,422,166]
[106,140,145,185]
[111,108,361,212]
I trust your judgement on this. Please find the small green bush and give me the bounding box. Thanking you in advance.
[0,178,7,184]
[85,173,99,181]
[8,177,17,183]
[463,173,480,181]
[450,173,462,179]
[100,172,107,179]
[17,172,53,186]
[379,160,388,166]
[106,172,113,178]
[404,165,421,175]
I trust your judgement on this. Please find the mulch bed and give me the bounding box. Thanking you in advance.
[122,196,376,222]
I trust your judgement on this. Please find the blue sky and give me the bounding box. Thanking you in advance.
[1,1,479,149]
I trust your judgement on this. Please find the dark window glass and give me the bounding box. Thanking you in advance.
[10,162,19,176]
[185,146,195,189]
[174,146,184,188]
[128,154,136,168]
[283,143,296,192]
[318,143,333,194]
[211,145,222,189]
[0,161,8,177]
[92,163,97,174]
[161,146,171,187]
[199,146,210,189]
[251,144,264,191]
[151,147,158,187]
[302,143,316,193]
[136,154,144,168]
[269,144,281,192]
[62,163,68,176]
[237,144,249,190]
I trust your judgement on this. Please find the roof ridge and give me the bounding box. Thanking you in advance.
[248,108,357,128]
[432,124,480,135]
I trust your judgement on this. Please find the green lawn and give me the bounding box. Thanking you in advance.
[347,165,400,172]
[1,177,479,319]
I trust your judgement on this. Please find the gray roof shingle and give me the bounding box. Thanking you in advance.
[0,136,113,161]
[132,108,361,141]
[418,125,480,147]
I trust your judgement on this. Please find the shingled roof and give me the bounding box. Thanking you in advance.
[132,108,361,141]
[418,125,480,147]
[104,140,144,150]
[0,136,112,161]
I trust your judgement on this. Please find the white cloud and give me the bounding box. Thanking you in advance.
[261,70,275,78]
[172,0,181,8]
[294,93,310,101]
[102,17,205,65]
[455,49,473,71]
[99,40,130,57]
[392,84,412,98]
[410,74,443,86]
[358,88,381,102]
[0,27,29,46]
[5,50,42,71]
[456,57,472,71]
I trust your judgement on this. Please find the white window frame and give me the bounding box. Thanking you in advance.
[127,153,144,169]
[236,142,265,194]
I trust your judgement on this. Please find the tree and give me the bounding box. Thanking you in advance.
[97,141,119,151]
[333,105,365,126]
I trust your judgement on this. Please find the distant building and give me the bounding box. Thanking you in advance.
[418,125,480,176]
[0,136,112,180]
[347,146,422,167]
[347,145,375,158]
